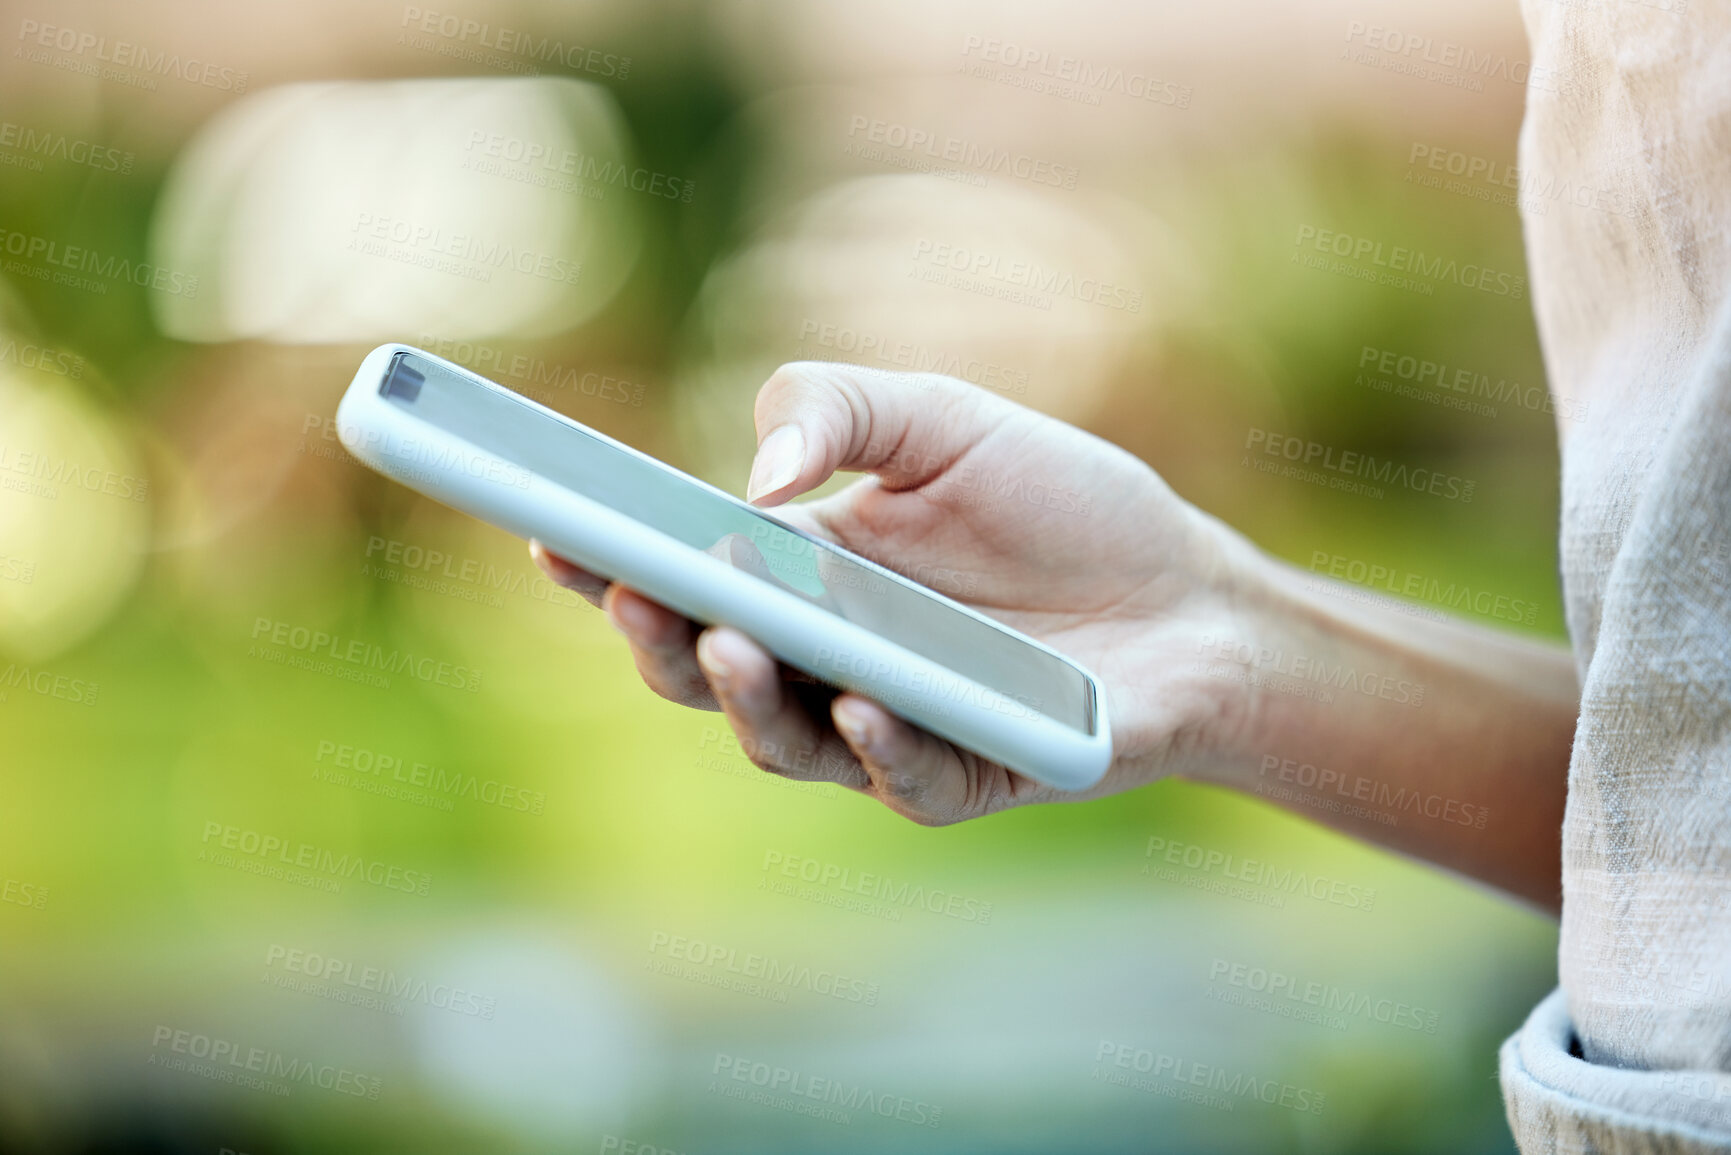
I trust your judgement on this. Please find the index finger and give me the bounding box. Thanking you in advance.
[745,361,1018,507]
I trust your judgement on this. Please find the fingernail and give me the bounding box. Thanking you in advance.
[530,539,579,589]
[746,425,805,503]
[833,701,872,749]
[529,539,556,578]
[696,633,733,691]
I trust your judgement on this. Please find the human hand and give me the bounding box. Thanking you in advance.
[532,362,1267,824]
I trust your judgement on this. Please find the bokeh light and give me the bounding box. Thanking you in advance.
[151,78,642,343]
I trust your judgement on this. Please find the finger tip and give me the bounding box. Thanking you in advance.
[529,539,582,585]
[528,543,557,579]
[605,586,666,638]
[832,694,887,722]
[831,695,884,750]
[700,627,777,692]
[745,486,794,509]
[705,625,764,661]
[604,583,644,611]
[745,424,810,504]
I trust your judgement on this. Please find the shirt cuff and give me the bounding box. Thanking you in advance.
[1501,988,1731,1153]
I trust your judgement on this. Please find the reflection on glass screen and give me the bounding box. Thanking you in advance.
[384,352,1094,733]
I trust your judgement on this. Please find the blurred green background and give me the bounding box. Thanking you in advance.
[0,0,1563,1151]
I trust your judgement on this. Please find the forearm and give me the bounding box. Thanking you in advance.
[1192,542,1579,913]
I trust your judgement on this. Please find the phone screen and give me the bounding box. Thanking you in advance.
[380,351,1096,734]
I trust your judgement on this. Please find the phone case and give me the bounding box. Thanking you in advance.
[336,343,1112,791]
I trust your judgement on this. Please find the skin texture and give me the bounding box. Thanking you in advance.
[533,361,1580,913]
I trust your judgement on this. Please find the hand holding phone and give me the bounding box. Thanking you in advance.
[522,360,1245,825]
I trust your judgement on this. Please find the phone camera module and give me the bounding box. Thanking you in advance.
[381,358,425,403]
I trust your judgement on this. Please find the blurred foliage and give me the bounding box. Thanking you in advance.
[0,3,1562,1153]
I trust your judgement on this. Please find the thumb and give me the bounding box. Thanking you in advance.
[745,361,1015,506]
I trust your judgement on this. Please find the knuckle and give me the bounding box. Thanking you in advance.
[767,360,816,386]
[760,363,818,413]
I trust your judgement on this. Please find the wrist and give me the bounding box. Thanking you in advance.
[1154,517,1406,788]
[1102,510,1292,787]
[1176,534,1304,783]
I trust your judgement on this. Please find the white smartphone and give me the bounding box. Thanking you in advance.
[336,344,1112,791]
